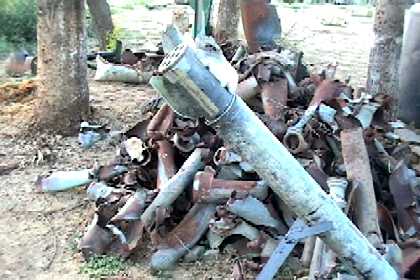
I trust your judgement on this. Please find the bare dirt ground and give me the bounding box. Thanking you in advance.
[0,3,374,279]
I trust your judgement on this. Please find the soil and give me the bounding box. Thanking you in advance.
[0,3,374,279]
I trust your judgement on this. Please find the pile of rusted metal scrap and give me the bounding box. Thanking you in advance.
[37,2,420,279]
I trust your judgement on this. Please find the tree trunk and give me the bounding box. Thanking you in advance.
[213,0,240,43]
[34,0,89,135]
[87,0,113,50]
[366,0,412,115]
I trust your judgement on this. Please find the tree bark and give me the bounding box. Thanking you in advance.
[366,0,412,114]
[213,0,240,43]
[87,0,113,50]
[34,0,89,135]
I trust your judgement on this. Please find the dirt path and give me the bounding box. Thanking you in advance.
[0,4,375,279]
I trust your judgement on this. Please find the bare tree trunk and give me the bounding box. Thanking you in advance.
[87,0,113,50]
[34,0,89,135]
[366,0,412,115]
[213,0,240,43]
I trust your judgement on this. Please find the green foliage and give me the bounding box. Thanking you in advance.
[106,27,125,51]
[80,255,127,279]
[0,0,37,45]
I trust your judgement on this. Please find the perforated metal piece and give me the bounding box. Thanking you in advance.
[158,43,188,73]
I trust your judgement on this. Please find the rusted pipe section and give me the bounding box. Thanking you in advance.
[156,140,176,189]
[150,203,216,270]
[79,214,113,259]
[341,127,383,247]
[193,167,268,203]
[151,42,398,279]
[240,0,281,53]
[147,104,175,141]
[261,79,288,122]
[141,148,209,229]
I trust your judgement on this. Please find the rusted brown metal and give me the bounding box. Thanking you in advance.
[402,246,420,279]
[389,161,418,236]
[79,215,113,259]
[156,140,176,189]
[341,127,383,247]
[193,166,268,203]
[147,104,175,140]
[236,75,260,101]
[310,79,344,106]
[261,78,288,122]
[150,203,216,270]
[141,148,209,229]
[283,79,342,154]
[240,0,281,53]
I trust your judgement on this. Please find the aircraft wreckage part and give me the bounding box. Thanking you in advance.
[141,148,209,229]
[341,127,383,247]
[36,169,93,192]
[150,203,216,270]
[151,42,398,279]
[193,166,268,203]
[240,0,281,53]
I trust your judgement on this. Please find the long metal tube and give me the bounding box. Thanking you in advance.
[341,127,383,247]
[140,148,208,229]
[150,43,398,279]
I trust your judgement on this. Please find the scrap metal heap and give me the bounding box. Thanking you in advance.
[37,6,420,280]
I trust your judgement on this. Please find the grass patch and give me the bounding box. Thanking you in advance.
[80,255,127,279]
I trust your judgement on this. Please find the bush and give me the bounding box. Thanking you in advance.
[0,0,37,45]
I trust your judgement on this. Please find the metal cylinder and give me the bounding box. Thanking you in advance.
[150,44,398,279]
[240,0,281,53]
[398,4,420,127]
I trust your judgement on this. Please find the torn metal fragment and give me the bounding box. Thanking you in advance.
[152,41,398,278]
[36,169,93,193]
[150,203,216,271]
[226,196,283,230]
[193,166,268,203]
[79,214,113,260]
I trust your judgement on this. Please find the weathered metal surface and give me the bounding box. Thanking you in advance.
[152,42,398,279]
[257,219,333,280]
[150,203,216,270]
[226,196,283,230]
[341,127,383,247]
[36,169,93,193]
[208,220,261,249]
[192,166,268,203]
[156,140,176,189]
[389,161,418,236]
[240,0,281,53]
[141,148,209,229]
[147,104,175,141]
[236,76,260,101]
[162,24,184,54]
[261,78,288,122]
[79,215,113,259]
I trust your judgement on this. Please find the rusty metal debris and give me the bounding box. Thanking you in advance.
[37,15,420,280]
[257,219,334,280]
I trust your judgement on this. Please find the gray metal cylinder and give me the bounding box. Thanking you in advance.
[398,4,420,127]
